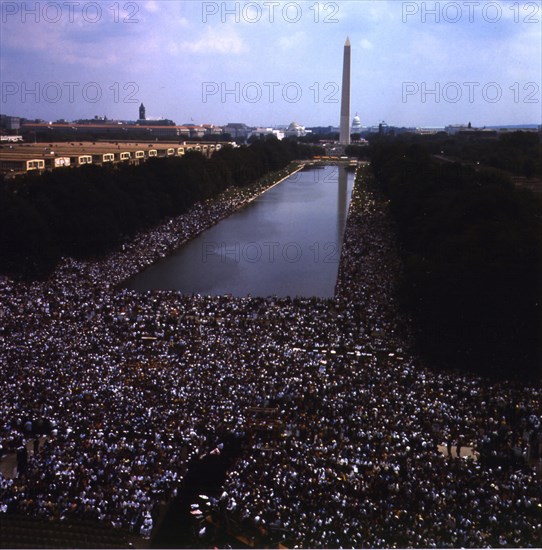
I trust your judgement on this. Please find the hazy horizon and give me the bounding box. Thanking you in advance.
[1,0,541,128]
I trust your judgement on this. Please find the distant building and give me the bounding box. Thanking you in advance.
[445,124,469,135]
[284,121,308,138]
[354,137,369,145]
[0,115,21,131]
[351,113,361,134]
[75,116,110,125]
[416,127,444,135]
[445,123,503,138]
[21,122,194,140]
[140,119,176,126]
[139,103,146,121]
[307,125,340,136]
[201,124,224,136]
[248,127,285,140]
[224,123,250,140]
[21,121,227,140]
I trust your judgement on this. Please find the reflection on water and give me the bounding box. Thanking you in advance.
[126,166,354,298]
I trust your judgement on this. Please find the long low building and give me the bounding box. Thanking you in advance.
[0,140,233,176]
[20,122,211,139]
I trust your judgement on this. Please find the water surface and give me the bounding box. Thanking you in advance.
[126,166,354,298]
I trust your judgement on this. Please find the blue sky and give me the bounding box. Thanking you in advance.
[1,0,541,127]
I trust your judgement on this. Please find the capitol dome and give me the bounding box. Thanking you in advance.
[352,113,361,130]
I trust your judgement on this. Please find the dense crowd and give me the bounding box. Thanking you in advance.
[0,165,540,547]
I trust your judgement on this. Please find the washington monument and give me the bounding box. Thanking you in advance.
[340,36,351,145]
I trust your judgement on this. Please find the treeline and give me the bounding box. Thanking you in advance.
[454,131,541,177]
[0,138,321,278]
[345,144,371,160]
[370,140,542,381]
[363,131,542,178]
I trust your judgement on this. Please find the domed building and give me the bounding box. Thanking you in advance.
[351,113,361,133]
[285,121,307,138]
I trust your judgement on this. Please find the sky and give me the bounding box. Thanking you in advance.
[1,0,541,128]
